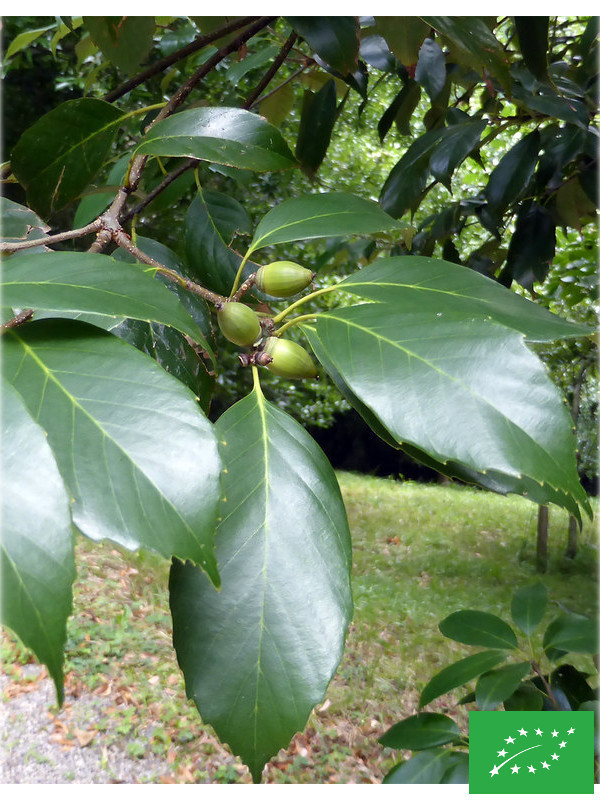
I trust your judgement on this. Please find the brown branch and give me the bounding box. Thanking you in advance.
[122,158,199,222]
[0,309,34,334]
[1,219,102,255]
[103,17,260,103]
[243,31,298,109]
[248,64,311,109]
[231,273,256,302]
[531,660,560,709]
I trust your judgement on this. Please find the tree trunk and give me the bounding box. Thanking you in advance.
[536,505,549,573]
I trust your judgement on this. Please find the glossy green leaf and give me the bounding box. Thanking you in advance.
[484,131,541,219]
[502,204,556,289]
[83,16,155,74]
[429,119,487,190]
[5,24,54,59]
[169,383,352,782]
[135,107,297,171]
[379,128,445,217]
[3,320,221,584]
[415,38,446,101]
[378,81,421,141]
[427,652,509,709]
[422,17,509,89]
[1,380,75,704]
[360,35,397,72]
[337,256,590,342]
[1,251,214,358]
[248,192,407,255]
[543,615,598,654]
[503,682,544,711]
[184,188,257,296]
[73,153,130,228]
[384,748,457,784]
[380,713,460,750]
[1,197,49,245]
[510,583,548,636]
[440,611,518,649]
[11,98,125,217]
[296,80,337,178]
[226,45,279,85]
[287,17,359,75]
[476,662,532,710]
[512,82,589,127]
[303,299,589,519]
[372,17,429,65]
[515,17,549,80]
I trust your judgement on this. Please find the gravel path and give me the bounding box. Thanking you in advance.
[1,666,170,784]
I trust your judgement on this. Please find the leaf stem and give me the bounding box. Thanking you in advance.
[274,313,319,337]
[271,285,339,323]
[229,250,252,299]
[251,364,262,394]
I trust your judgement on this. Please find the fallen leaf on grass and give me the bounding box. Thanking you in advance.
[74,728,96,747]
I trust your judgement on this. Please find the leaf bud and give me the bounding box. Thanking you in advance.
[255,261,315,298]
[262,337,318,379]
[217,302,261,347]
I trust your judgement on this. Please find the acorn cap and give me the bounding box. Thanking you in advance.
[262,337,318,379]
[255,261,314,298]
[217,302,261,347]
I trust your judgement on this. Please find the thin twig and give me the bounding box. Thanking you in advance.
[243,32,298,109]
[103,17,260,103]
[0,309,34,334]
[231,273,256,302]
[122,158,198,222]
[531,660,560,709]
[249,63,311,109]
[1,219,102,254]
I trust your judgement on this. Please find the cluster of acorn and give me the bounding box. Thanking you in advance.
[216,261,318,380]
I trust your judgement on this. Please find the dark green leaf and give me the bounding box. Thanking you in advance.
[422,17,510,89]
[503,204,556,289]
[380,713,460,750]
[514,17,549,80]
[73,153,130,228]
[247,192,408,255]
[484,131,541,219]
[415,38,446,101]
[550,665,596,709]
[429,120,487,190]
[476,662,532,709]
[503,682,544,710]
[169,384,352,782]
[1,380,75,704]
[303,303,589,519]
[379,128,445,217]
[336,256,591,344]
[184,188,257,297]
[1,251,213,357]
[296,80,337,178]
[360,35,397,72]
[135,107,297,171]
[440,752,469,783]
[543,615,598,654]
[226,45,279,86]
[378,80,421,141]
[440,611,518,649]
[510,583,548,636]
[419,651,508,707]
[384,749,456,784]
[512,82,589,127]
[287,17,359,75]
[11,98,125,217]
[3,320,221,584]
[83,16,155,74]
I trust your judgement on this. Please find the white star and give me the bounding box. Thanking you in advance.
[559,741,566,748]
[542,761,550,769]
[551,730,559,737]
[497,748,507,757]
[490,765,500,776]
[535,728,543,736]
[518,728,527,736]
[551,754,559,761]
[568,727,575,735]
[511,765,520,774]
[528,765,536,773]
[505,736,515,744]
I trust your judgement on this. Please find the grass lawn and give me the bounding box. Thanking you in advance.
[2,473,597,783]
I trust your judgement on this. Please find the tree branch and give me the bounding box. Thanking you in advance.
[248,64,311,109]
[1,219,102,254]
[243,31,298,109]
[0,309,34,334]
[103,17,260,103]
[122,158,198,222]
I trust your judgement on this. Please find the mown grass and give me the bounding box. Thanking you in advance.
[2,473,597,783]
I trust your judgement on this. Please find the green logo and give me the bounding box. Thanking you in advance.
[469,711,595,794]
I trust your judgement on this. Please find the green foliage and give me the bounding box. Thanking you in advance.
[1,15,597,784]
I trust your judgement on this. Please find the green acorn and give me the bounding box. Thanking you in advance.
[255,261,314,298]
[217,301,261,347]
[262,337,318,379]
